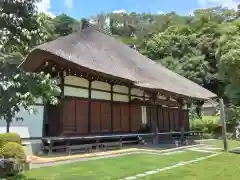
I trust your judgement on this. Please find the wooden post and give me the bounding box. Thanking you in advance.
[88,80,92,133]
[152,93,159,145]
[219,98,228,151]
[178,99,185,144]
[59,71,65,135]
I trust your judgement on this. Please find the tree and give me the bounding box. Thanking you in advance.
[217,19,240,104]
[0,53,60,132]
[0,0,40,56]
[142,25,212,86]
[37,13,58,43]
[53,13,77,36]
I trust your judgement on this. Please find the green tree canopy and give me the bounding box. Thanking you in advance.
[53,13,78,36]
[0,53,60,132]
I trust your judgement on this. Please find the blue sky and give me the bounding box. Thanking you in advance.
[37,0,240,19]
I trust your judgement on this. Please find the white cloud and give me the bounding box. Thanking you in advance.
[64,0,73,9]
[198,0,239,9]
[37,0,55,17]
[157,10,164,14]
[113,9,126,14]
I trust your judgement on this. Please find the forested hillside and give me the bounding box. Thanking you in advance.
[1,0,240,111]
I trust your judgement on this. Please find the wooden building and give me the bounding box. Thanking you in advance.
[21,22,216,138]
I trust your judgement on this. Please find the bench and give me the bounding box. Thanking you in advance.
[42,144,66,153]
[122,140,139,144]
[101,141,122,151]
[67,144,94,155]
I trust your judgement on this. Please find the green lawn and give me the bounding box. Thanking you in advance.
[10,140,240,180]
[200,139,240,149]
[142,153,240,180]
[11,151,209,180]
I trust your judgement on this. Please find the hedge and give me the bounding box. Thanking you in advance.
[190,116,220,134]
[0,142,27,178]
[1,142,26,162]
[0,133,21,147]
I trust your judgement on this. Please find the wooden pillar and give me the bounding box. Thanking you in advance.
[42,105,47,137]
[128,87,131,132]
[110,84,114,132]
[59,71,65,135]
[88,80,92,132]
[177,99,185,144]
[150,93,159,144]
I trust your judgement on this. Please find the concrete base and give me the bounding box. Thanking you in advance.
[22,139,42,155]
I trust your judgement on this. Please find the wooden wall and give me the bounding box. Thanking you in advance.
[157,106,189,132]
[60,98,143,135]
[46,75,190,136]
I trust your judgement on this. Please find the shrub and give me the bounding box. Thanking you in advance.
[190,116,220,134]
[0,148,3,158]
[2,142,26,163]
[0,133,21,147]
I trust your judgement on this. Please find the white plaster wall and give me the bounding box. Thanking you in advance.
[64,86,89,98]
[113,85,128,94]
[0,105,44,138]
[65,76,89,87]
[131,88,144,96]
[91,90,111,100]
[113,94,129,102]
[92,80,111,91]
[141,106,147,124]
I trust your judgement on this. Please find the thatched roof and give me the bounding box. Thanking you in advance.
[22,25,216,100]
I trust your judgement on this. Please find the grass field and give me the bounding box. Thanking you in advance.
[11,140,240,180]
[12,151,210,180]
[200,139,240,149]
[143,153,240,180]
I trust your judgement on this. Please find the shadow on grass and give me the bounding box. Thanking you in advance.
[7,174,40,180]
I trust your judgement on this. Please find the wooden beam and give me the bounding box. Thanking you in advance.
[177,99,185,144]
[59,71,65,135]
[128,87,131,131]
[88,80,92,133]
[110,84,113,132]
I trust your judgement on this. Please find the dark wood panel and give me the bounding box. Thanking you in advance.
[62,99,76,134]
[121,104,129,131]
[76,100,88,133]
[157,106,163,130]
[169,111,175,131]
[113,103,121,131]
[174,110,180,131]
[150,105,158,132]
[146,106,151,126]
[101,102,111,132]
[131,105,142,132]
[163,110,170,131]
[183,110,189,131]
[91,101,101,132]
[46,103,61,136]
